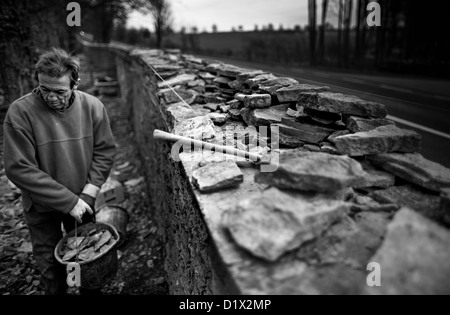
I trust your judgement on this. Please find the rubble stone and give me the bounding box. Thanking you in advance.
[334,125,422,156]
[368,153,450,192]
[275,84,330,103]
[356,160,396,189]
[224,187,350,261]
[192,161,243,193]
[173,115,216,140]
[363,208,450,295]
[208,113,229,125]
[240,104,289,127]
[236,94,272,109]
[369,185,444,224]
[299,92,388,118]
[245,74,278,89]
[157,74,197,88]
[279,117,335,144]
[344,116,395,133]
[255,151,367,192]
[258,77,299,95]
[305,108,342,125]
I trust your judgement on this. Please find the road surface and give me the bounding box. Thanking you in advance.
[195,54,450,168]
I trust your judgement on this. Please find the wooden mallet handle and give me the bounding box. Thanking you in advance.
[153,129,263,162]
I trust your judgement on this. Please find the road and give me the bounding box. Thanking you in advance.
[195,54,450,168]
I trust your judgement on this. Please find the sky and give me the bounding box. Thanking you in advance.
[127,0,333,33]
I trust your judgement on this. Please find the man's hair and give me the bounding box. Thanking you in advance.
[34,48,80,88]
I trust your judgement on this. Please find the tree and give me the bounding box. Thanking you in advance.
[343,0,353,67]
[254,25,259,32]
[212,24,218,33]
[307,0,317,65]
[318,0,329,64]
[148,0,173,48]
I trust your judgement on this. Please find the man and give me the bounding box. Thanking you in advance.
[3,48,116,295]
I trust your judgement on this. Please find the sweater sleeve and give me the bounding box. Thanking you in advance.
[87,104,116,188]
[3,123,79,214]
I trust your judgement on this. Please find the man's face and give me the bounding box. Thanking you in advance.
[38,73,74,111]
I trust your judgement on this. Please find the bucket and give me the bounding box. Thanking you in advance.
[95,204,129,247]
[54,222,120,290]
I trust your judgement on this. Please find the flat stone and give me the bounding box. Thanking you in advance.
[300,92,388,118]
[369,185,443,224]
[363,208,450,295]
[356,160,396,189]
[151,64,183,72]
[286,108,300,117]
[157,73,197,88]
[198,72,216,81]
[224,187,350,261]
[213,76,232,86]
[226,99,243,109]
[245,74,278,89]
[241,94,272,109]
[279,117,336,144]
[275,84,330,103]
[236,70,268,82]
[344,116,395,133]
[187,79,206,88]
[349,194,399,213]
[192,161,243,193]
[258,77,299,95]
[320,145,340,155]
[173,115,216,141]
[368,153,450,192]
[183,54,204,64]
[305,108,342,125]
[204,63,223,74]
[303,144,321,152]
[328,130,350,143]
[216,64,250,78]
[203,103,220,111]
[166,103,206,124]
[219,104,230,113]
[271,127,305,148]
[240,104,289,127]
[334,125,422,156]
[161,89,194,105]
[208,113,229,125]
[296,210,391,271]
[228,109,242,120]
[204,93,227,103]
[255,150,367,192]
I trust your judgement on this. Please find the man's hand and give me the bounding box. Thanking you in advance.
[69,198,93,223]
[79,193,96,211]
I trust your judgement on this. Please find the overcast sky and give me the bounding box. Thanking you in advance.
[127,0,335,32]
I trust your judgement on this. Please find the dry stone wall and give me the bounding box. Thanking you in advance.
[87,42,450,295]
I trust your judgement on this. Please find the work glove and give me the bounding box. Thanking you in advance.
[69,198,94,224]
[79,192,96,212]
[80,183,100,222]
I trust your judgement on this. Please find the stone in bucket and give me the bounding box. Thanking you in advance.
[95,204,130,248]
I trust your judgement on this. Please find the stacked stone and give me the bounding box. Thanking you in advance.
[151,52,450,223]
[116,46,450,294]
